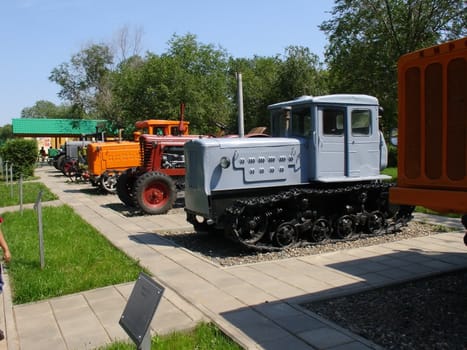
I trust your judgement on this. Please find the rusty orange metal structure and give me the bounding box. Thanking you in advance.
[389,37,467,214]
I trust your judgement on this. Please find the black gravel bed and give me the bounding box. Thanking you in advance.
[303,268,467,350]
[158,221,451,267]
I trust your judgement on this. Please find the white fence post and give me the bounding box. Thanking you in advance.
[34,190,45,269]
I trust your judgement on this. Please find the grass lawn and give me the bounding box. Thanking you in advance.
[381,167,397,181]
[0,182,58,207]
[0,182,242,349]
[1,205,143,304]
[99,323,242,350]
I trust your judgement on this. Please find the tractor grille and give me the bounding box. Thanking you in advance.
[140,137,154,171]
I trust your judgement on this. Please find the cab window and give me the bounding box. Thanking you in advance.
[323,109,344,136]
[351,110,371,136]
[291,107,311,137]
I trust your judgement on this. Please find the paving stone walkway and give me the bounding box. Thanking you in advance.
[0,167,466,349]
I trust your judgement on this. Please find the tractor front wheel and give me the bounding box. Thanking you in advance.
[133,172,176,215]
[100,173,118,194]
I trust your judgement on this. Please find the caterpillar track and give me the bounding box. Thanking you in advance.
[223,182,414,251]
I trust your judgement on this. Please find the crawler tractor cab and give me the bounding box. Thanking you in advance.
[268,94,389,182]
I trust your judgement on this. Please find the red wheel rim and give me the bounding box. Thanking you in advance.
[142,181,169,208]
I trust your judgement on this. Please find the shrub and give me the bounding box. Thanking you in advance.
[0,138,37,178]
[388,145,398,167]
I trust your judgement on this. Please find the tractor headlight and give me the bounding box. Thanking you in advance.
[220,156,231,169]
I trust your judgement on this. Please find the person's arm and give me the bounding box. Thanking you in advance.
[0,231,11,263]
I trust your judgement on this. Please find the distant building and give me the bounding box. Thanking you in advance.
[12,118,108,150]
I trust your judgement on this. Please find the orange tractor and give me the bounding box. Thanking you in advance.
[87,117,189,193]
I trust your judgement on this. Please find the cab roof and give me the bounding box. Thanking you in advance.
[267,94,379,110]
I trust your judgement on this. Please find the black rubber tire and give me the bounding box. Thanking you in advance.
[55,154,66,171]
[116,169,136,207]
[133,171,176,215]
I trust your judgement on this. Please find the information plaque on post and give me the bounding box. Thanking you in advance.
[119,272,165,349]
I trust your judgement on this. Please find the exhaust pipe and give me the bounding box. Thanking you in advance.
[236,72,245,138]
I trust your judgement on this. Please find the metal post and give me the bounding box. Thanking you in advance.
[9,165,13,198]
[236,72,245,138]
[4,162,8,184]
[138,329,151,350]
[34,190,45,269]
[19,174,23,214]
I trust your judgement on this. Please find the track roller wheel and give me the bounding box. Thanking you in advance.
[336,215,354,238]
[367,211,385,233]
[234,212,268,244]
[273,221,298,248]
[310,218,331,242]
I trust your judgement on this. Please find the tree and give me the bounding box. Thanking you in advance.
[229,56,281,132]
[229,46,328,133]
[320,0,467,132]
[20,100,72,118]
[111,34,232,134]
[276,46,329,101]
[164,34,232,134]
[0,125,12,146]
[112,25,144,63]
[49,44,114,118]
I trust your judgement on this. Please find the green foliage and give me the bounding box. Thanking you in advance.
[276,46,329,101]
[49,44,114,118]
[20,100,73,119]
[0,138,37,177]
[0,124,12,145]
[49,33,329,135]
[415,206,461,219]
[229,56,281,131]
[0,182,58,207]
[381,166,397,181]
[1,206,143,304]
[112,34,232,134]
[98,323,242,350]
[388,145,398,167]
[320,0,467,132]
[228,46,329,133]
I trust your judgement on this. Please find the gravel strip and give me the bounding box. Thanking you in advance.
[159,221,467,349]
[303,268,467,350]
[158,221,451,266]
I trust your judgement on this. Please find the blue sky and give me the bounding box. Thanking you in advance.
[0,0,334,126]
